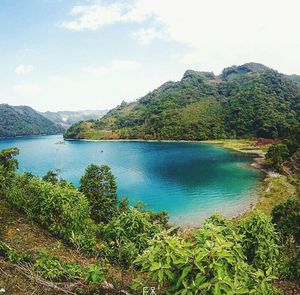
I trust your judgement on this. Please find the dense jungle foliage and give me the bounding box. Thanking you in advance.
[1,145,299,294]
[64,63,300,141]
[0,104,64,137]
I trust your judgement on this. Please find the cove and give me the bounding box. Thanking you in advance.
[0,135,261,225]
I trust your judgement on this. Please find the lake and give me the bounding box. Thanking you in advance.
[0,135,261,225]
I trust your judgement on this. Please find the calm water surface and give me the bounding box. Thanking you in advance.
[0,135,261,225]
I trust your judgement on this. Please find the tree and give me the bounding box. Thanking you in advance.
[289,148,300,175]
[272,198,300,244]
[265,144,290,171]
[237,212,279,272]
[0,147,19,194]
[0,147,19,174]
[80,164,117,223]
[42,170,59,184]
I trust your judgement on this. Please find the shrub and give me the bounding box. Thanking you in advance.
[0,148,19,194]
[42,170,75,189]
[133,229,189,293]
[237,212,279,272]
[144,210,169,227]
[34,250,83,282]
[7,249,31,263]
[5,173,97,253]
[285,250,300,279]
[118,197,129,213]
[272,198,300,244]
[80,164,117,223]
[265,144,290,171]
[0,148,19,175]
[0,241,31,263]
[85,264,105,284]
[99,207,162,268]
[272,199,300,279]
[288,148,300,174]
[205,212,234,232]
[0,241,10,257]
[42,170,59,184]
[134,220,278,294]
[279,237,300,279]
[70,232,98,255]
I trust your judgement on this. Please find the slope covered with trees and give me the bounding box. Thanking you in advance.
[64,63,300,141]
[0,104,64,138]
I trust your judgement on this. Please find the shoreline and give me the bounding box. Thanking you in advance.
[65,136,275,175]
[0,133,63,141]
[64,137,222,143]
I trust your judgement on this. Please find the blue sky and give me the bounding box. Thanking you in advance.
[0,0,299,111]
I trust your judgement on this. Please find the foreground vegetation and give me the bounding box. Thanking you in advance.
[0,139,300,294]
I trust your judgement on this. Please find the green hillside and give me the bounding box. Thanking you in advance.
[64,63,300,141]
[0,104,64,138]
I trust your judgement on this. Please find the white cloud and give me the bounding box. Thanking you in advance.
[61,0,300,74]
[48,75,68,82]
[131,27,168,45]
[60,1,150,31]
[86,59,140,77]
[15,64,33,75]
[111,59,140,72]
[14,82,41,96]
[129,0,300,73]
[85,65,109,76]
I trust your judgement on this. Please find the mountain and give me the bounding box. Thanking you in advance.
[64,63,300,140]
[0,104,64,138]
[41,110,108,129]
[220,62,270,80]
[290,74,300,84]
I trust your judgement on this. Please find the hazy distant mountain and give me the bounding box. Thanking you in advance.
[64,62,300,140]
[0,104,64,138]
[290,74,300,84]
[41,110,108,129]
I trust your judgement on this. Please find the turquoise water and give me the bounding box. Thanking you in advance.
[0,135,261,225]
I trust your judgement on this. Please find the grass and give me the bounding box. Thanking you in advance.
[203,138,277,155]
[234,175,297,223]
[0,199,87,294]
[0,200,90,265]
[255,176,297,214]
[0,199,129,295]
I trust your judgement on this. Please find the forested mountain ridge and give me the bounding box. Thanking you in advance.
[64,63,300,140]
[0,104,64,138]
[41,109,108,129]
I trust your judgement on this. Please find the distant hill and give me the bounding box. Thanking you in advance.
[0,104,64,138]
[290,74,300,84]
[64,63,300,140]
[41,110,108,129]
